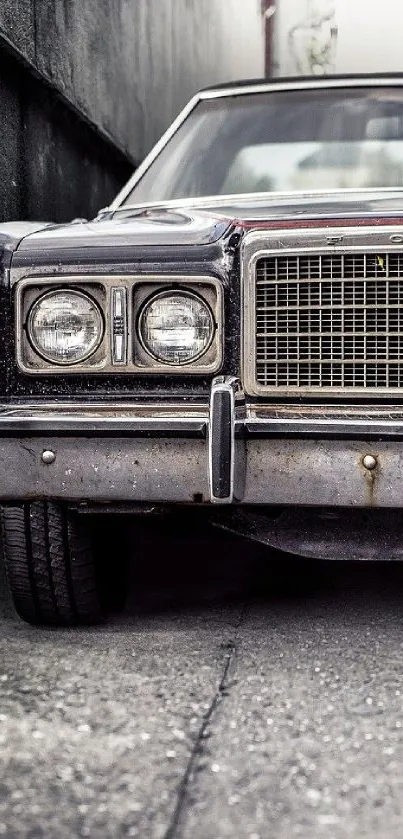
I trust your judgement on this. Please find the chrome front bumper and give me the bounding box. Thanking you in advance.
[3,378,403,507]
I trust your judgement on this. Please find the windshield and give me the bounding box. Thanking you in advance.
[122,87,403,205]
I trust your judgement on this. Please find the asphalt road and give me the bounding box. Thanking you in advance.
[1,516,403,838]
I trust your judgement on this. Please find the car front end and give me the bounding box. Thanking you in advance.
[4,74,403,624]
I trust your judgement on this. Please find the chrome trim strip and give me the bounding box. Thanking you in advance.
[246,405,403,420]
[0,413,207,436]
[198,77,403,100]
[109,76,403,212]
[241,418,403,438]
[0,402,207,415]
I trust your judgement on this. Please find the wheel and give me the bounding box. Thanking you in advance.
[0,501,102,626]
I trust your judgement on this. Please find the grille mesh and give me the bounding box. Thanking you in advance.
[255,253,403,390]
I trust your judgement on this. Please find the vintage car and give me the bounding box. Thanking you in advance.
[3,73,403,624]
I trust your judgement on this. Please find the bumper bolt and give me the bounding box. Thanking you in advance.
[42,449,56,465]
[363,454,377,470]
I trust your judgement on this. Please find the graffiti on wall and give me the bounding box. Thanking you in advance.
[288,0,337,75]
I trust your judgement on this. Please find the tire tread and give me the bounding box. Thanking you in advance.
[0,502,101,626]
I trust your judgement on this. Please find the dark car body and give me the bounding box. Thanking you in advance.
[4,75,403,624]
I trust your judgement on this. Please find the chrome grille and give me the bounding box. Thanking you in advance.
[255,253,403,392]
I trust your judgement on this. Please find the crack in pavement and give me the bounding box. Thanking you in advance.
[164,612,245,839]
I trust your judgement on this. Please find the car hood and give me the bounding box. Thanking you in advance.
[11,189,403,257]
[14,209,232,253]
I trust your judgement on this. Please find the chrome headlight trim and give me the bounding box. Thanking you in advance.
[26,288,104,366]
[15,273,223,375]
[137,289,215,366]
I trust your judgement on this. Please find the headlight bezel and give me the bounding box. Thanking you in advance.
[137,288,216,366]
[16,274,223,375]
[26,288,105,366]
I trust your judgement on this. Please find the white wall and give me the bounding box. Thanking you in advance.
[335,0,403,73]
[273,0,403,77]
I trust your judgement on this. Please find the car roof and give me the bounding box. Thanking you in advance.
[200,72,403,94]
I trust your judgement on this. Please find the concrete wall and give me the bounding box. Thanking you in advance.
[0,48,132,224]
[0,0,264,164]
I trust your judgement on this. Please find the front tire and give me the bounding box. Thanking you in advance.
[0,501,102,626]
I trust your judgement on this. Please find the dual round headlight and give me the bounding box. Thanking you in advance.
[139,291,214,365]
[27,288,215,366]
[28,290,104,365]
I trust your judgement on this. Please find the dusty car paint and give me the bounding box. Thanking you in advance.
[4,78,403,562]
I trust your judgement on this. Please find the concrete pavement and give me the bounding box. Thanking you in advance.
[0,518,403,838]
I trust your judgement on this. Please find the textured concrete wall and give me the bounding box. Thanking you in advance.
[0,0,264,161]
[0,49,132,223]
[0,0,264,222]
